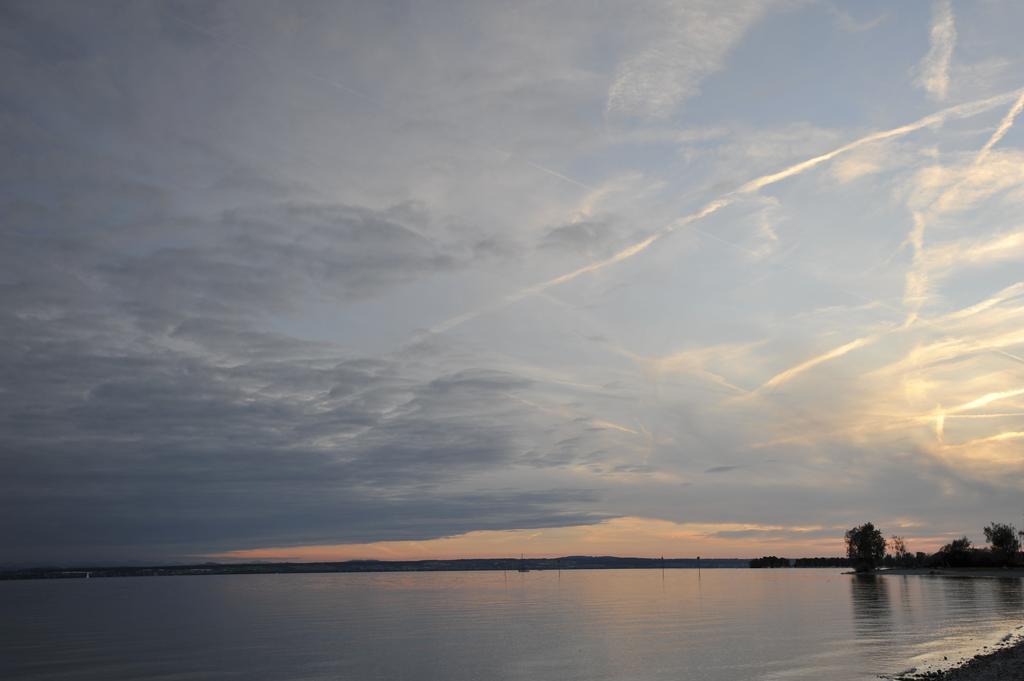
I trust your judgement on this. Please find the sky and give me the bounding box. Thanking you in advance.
[3,0,1024,566]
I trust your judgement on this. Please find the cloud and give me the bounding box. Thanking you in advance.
[732,90,1016,194]
[606,1,772,118]
[5,0,1024,567]
[829,142,908,183]
[902,94,1024,317]
[0,301,605,561]
[952,387,1024,413]
[753,335,880,394]
[923,229,1024,277]
[914,0,957,100]
[430,89,1022,336]
[539,219,631,257]
[760,276,1024,480]
[638,341,758,395]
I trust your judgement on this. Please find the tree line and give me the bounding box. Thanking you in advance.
[749,556,851,568]
[845,520,1023,572]
[749,521,1022,572]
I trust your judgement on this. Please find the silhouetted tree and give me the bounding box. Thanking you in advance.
[936,536,973,567]
[889,535,909,564]
[983,523,1020,566]
[845,522,886,573]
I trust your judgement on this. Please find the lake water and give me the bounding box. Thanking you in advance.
[2,569,1023,680]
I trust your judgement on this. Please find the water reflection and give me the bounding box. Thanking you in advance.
[2,571,1022,681]
[993,577,1023,615]
[850,574,893,642]
[938,576,978,618]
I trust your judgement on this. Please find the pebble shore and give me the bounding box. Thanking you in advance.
[889,630,1024,681]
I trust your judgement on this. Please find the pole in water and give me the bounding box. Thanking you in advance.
[697,555,701,579]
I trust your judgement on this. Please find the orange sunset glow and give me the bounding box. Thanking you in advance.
[210,517,955,563]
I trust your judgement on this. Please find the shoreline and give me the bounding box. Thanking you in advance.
[7,563,1024,582]
[889,630,1024,680]
[0,556,748,581]
[878,567,1024,578]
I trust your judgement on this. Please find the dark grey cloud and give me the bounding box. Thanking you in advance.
[537,218,653,260]
[0,87,603,561]
[94,201,465,324]
[540,220,617,252]
[0,305,601,563]
[0,182,590,563]
[0,1,600,564]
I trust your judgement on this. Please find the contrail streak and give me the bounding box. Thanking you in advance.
[520,157,597,192]
[736,90,1017,194]
[753,335,880,394]
[428,199,728,334]
[975,90,1024,164]
[956,431,1024,447]
[903,90,1024,319]
[749,275,1024,401]
[429,89,1022,335]
[941,281,1024,322]
[952,387,1024,413]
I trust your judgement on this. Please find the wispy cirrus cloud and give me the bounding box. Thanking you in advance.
[914,0,957,100]
[606,1,773,119]
[903,92,1024,320]
[430,88,1022,336]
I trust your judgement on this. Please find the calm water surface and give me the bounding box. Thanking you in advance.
[2,569,1023,680]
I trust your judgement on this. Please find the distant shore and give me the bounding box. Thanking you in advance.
[7,561,1024,582]
[0,556,749,580]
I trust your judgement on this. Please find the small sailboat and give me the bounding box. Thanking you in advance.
[517,553,530,572]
